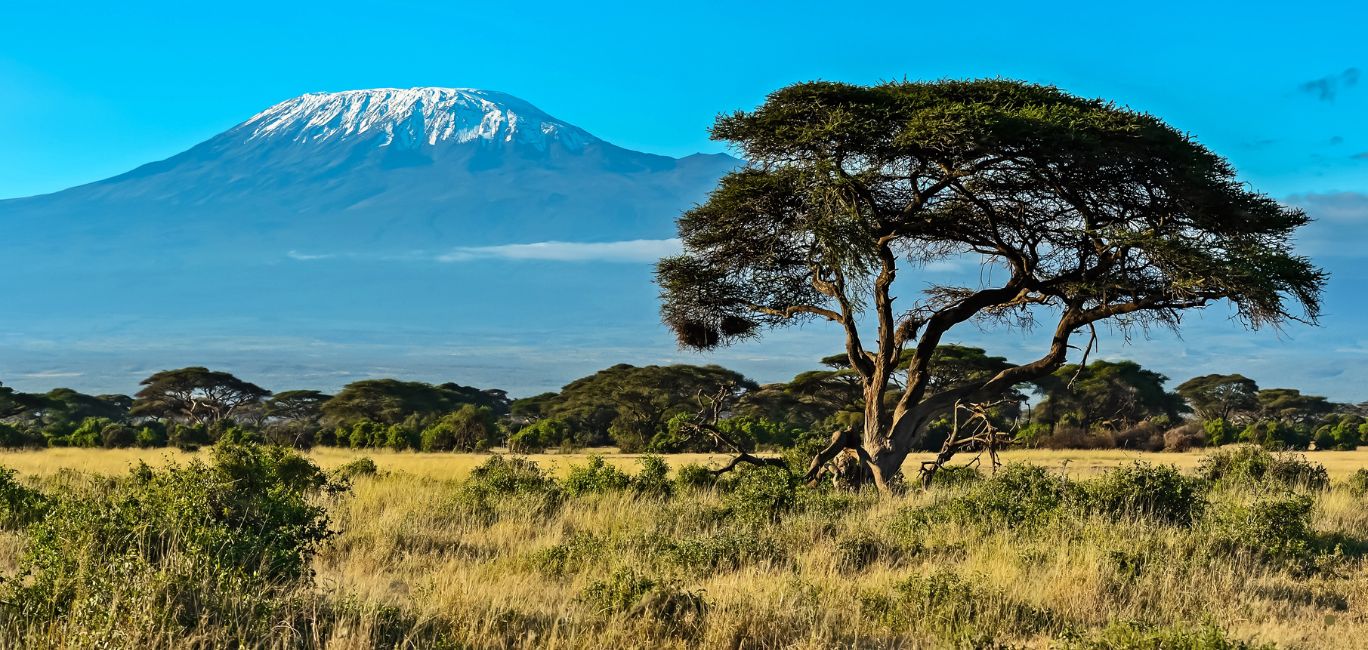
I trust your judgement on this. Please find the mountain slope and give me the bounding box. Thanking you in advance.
[0,87,738,262]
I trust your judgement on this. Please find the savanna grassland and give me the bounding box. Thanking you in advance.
[0,445,1365,649]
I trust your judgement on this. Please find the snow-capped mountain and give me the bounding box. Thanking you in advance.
[0,87,738,259]
[240,88,597,151]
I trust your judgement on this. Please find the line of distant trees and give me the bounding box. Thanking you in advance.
[1,348,1363,454]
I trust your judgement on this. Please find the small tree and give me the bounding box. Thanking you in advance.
[658,79,1324,491]
[130,367,270,426]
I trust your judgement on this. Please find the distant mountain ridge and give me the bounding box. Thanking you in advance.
[0,87,739,261]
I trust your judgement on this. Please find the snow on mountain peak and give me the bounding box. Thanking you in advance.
[236,87,598,151]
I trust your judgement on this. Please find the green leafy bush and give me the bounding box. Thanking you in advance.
[0,466,49,529]
[333,456,379,481]
[1080,461,1207,525]
[718,464,796,523]
[674,463,716,491]
[632,455,673,498]
[1063,621,1273,649]
[861,571,1054,643]
[1346,469,1368,497]
[3,443,340,643]
[1197,446,1329,490]
[907,464,1076,529]
[580,568,708,623]
[1206,493,1317,565]
[563,455,631,497]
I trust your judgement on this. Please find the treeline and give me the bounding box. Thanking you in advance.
[1,348,1364,453]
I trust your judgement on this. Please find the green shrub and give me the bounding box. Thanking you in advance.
[927,464,983,489]
[718,464,796,523]
[1080,461,1207,525]
[647,528,787,573]
[0,422,41,449]
[580,568,707,623]
[333,456,379,481]
[563,455,631,497]
[0,466,49,529]
[135,424,168,448]
[861,571,1054,643]
[907,464,1075,529]
[835,529,908,571]
[1206,493,1317,566]
[1063,620,1274,649]
[3,443,340,643]
[452,455,561,524]
[675,463,717,491]
[1197,446,1329,490]
[1203,418,1240,446]
[528,532,605,576]
[632,455,673,498]
[464,455,551,493]
[1346,469,1368,497]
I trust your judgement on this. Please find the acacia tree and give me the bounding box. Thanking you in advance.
[1176,374,1260,423]
[130,367,270,425]
[657,79,1324,491]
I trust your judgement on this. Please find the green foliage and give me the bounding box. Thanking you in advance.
[1239,419,1313,450]
[718,464,797,523]
[1204,418,1240,446]
[1080,461,1207,525]
[333,457,379,481]
[322,379,509,427]
[674,463,717,491]
[1034,360,1186,431]
[908,464,1076,529]
[861,571,1055,644]
[580,568,708,623]
[420,405,496,452]
[631,455,673,498]
[1206,493,1318,565]
[1197,446,1329,490]
[927,464,983,489]
[1313,415,1363,451]
[528,532,605,576]
[0,466,49,529]
[1347,469,1368,497]
[3,443,339,642]
[1064,621,1273,649]
[1177,374,1261,424]
[508,417,571,453]
[130,366,270,425]
[563,455,631,497]
[520,363,756,449]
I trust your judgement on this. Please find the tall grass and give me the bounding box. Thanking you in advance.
[0,446,1363,647]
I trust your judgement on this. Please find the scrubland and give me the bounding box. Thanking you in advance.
[0,446,1365,648]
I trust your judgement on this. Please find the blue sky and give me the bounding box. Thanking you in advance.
[2,1,1367,399]
[3,0,1365,199]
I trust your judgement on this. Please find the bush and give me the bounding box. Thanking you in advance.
[580,567,708,624]
[0,466,49,529]
[3,443,340,643]
[0,422,41,449]
[509,418,572,453]
[1080,461,1207,525]
[909,464,1076,529]
[563,455,631,497]
[333,456,379,481]
[135,423,168,448]
[861,571,1054,643]
[927,464,982,489]
[675,463,717,491]
[632,455,673,498]
[1197,446,1329,490]
[1206,493,1317,565]
[1203,418,1239,447]
[718,464,796,523]
[1064,621,1273,649]
[1347,469,1368,497]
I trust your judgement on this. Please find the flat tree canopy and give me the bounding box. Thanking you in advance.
[657,79,1324,490]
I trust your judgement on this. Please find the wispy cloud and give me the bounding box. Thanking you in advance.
[1352,152,1368,160]
[287,250,336,261]
[1298,67,1360,101]
[20,370,83,379]
[437,239,684,263]
[286,239,685,264]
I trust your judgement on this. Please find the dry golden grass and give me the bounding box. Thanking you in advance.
[3,446,1368,647]
[3,445,1365,480]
